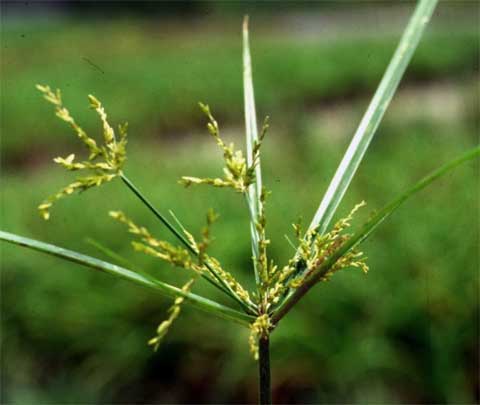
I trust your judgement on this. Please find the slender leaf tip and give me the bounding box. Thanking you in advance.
[243,15,249,33]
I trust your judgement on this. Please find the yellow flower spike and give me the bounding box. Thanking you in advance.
[254,186,273,291]
[36,85,127,220]
[109,211,196,270]
[37,85,100,159]
[206,257,252,304]
[149,278,196,351]
[179,103,268,194]
[88,94,115,145]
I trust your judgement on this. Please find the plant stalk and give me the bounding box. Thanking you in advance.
[258,336,272,405]
[121,173,193,252]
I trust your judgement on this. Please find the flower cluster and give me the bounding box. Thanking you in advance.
[36,85,127,220]
[179,103,268,193]
[266,202,369,307]
[209,256,252,305]
[109,211,196,271]
[255,187,277,306]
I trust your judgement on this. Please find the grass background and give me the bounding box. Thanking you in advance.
[1,2,479,403]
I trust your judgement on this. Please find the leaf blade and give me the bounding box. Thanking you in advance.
[243,15,263,285]
[0,230,254,326]
[309,0,439,235]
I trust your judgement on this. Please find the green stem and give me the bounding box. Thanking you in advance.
[121,173,197,253]
[120,173,256,314]
[0,230,254,326]
[258,336,272,405]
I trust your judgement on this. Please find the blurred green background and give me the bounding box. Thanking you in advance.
[1,2,479,403]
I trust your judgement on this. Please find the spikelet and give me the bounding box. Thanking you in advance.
[36,85,127,220]
[207,256,252,305]
[148,278,196,351]
[179,103,268,193]
[265,261,296,310]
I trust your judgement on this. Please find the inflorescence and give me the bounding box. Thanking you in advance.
[36,85,127,220]
[38,87,369,359]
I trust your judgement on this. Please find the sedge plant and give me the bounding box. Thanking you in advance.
[1,1,479,403]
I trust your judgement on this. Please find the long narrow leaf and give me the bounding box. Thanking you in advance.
[273,145,479,323]
[309,0,438,235]
[85,237,146,275]
[0,230,254,326]
[243,15,262,285]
